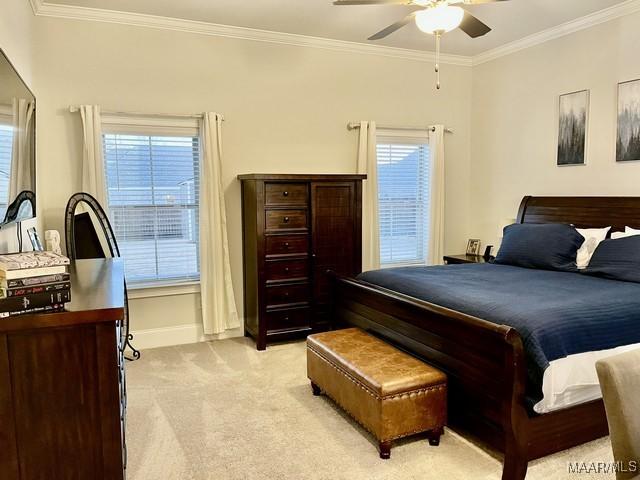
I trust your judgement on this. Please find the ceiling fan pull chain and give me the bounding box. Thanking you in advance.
[435,31,441,90]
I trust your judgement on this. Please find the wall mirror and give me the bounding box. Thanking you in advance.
[0,48,36,225]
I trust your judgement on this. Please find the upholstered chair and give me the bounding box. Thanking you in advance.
[596,349,640,480]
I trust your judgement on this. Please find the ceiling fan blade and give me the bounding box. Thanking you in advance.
[458,11,491,38]
[333,0,412,5]
[368,12,416,40]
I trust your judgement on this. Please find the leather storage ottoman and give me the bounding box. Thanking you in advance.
[307,328,447,459]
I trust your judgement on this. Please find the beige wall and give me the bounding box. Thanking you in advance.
[471,12,640,248]
[0,0,34,86]
[32,17,472,334]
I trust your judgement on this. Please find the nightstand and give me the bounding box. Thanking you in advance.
[443,254,490,265]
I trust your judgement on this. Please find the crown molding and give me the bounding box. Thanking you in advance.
[30,0,640,67]
[28,0,43,15]
[31,1,472,66]
[473,0,640,65]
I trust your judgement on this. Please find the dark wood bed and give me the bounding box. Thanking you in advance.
[331,196,640,480]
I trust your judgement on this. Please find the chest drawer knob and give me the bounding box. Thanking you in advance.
[284,267,290,273]
[284,242,290,249]
[283,191,289,197]
[283,216,290,223]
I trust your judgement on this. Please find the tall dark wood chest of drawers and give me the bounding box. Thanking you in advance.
[238,174,365,350]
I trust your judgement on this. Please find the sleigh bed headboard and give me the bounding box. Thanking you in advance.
[516,196,640,233]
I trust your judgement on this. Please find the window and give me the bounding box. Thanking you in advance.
[0,123,12,216]
[377,134,430,266]
[102,117,200,285]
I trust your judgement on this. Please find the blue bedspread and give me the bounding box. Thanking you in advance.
[358,264,640,402]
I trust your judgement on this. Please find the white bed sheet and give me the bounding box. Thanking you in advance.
[534,342,640,414]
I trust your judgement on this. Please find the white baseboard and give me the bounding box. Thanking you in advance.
[130,324,243,350]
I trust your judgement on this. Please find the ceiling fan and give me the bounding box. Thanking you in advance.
[333,0,510,89]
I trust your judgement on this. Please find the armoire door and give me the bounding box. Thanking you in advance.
[310,182,359,330]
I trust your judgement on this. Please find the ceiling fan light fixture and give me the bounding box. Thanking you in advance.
[415,5,464,34]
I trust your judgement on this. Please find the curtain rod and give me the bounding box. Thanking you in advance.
[68,106,223,121]
[347,122,453,134]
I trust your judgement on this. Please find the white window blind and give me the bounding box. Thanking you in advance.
[102,118,200,285]
[377,135,430,266]
[0,123,13,216]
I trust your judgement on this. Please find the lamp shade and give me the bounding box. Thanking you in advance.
[415,5,465,34]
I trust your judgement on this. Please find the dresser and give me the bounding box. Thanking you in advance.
[238,174,365,350]
[0,259,126,480]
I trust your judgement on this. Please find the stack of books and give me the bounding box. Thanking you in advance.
[0,252,71,318]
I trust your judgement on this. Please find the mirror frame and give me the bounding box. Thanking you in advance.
[0,48,36,227]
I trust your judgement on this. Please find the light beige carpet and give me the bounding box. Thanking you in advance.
[126,338,614,480]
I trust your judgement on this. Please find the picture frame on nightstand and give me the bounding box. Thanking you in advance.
[466,239,481,256]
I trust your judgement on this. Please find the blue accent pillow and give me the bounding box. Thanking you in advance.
[583,236,640,283]
[494,223,583,272]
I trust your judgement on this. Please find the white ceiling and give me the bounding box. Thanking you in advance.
[42,0,629,56]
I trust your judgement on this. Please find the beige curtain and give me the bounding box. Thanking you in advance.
[8,98,35,200]
[79,105,109,211]
[356,121,380,271]
[427,125,446,265]
[200,113,239,335]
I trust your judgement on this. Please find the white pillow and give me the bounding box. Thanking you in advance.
[576,227,611,269]
[611,227,640,239]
